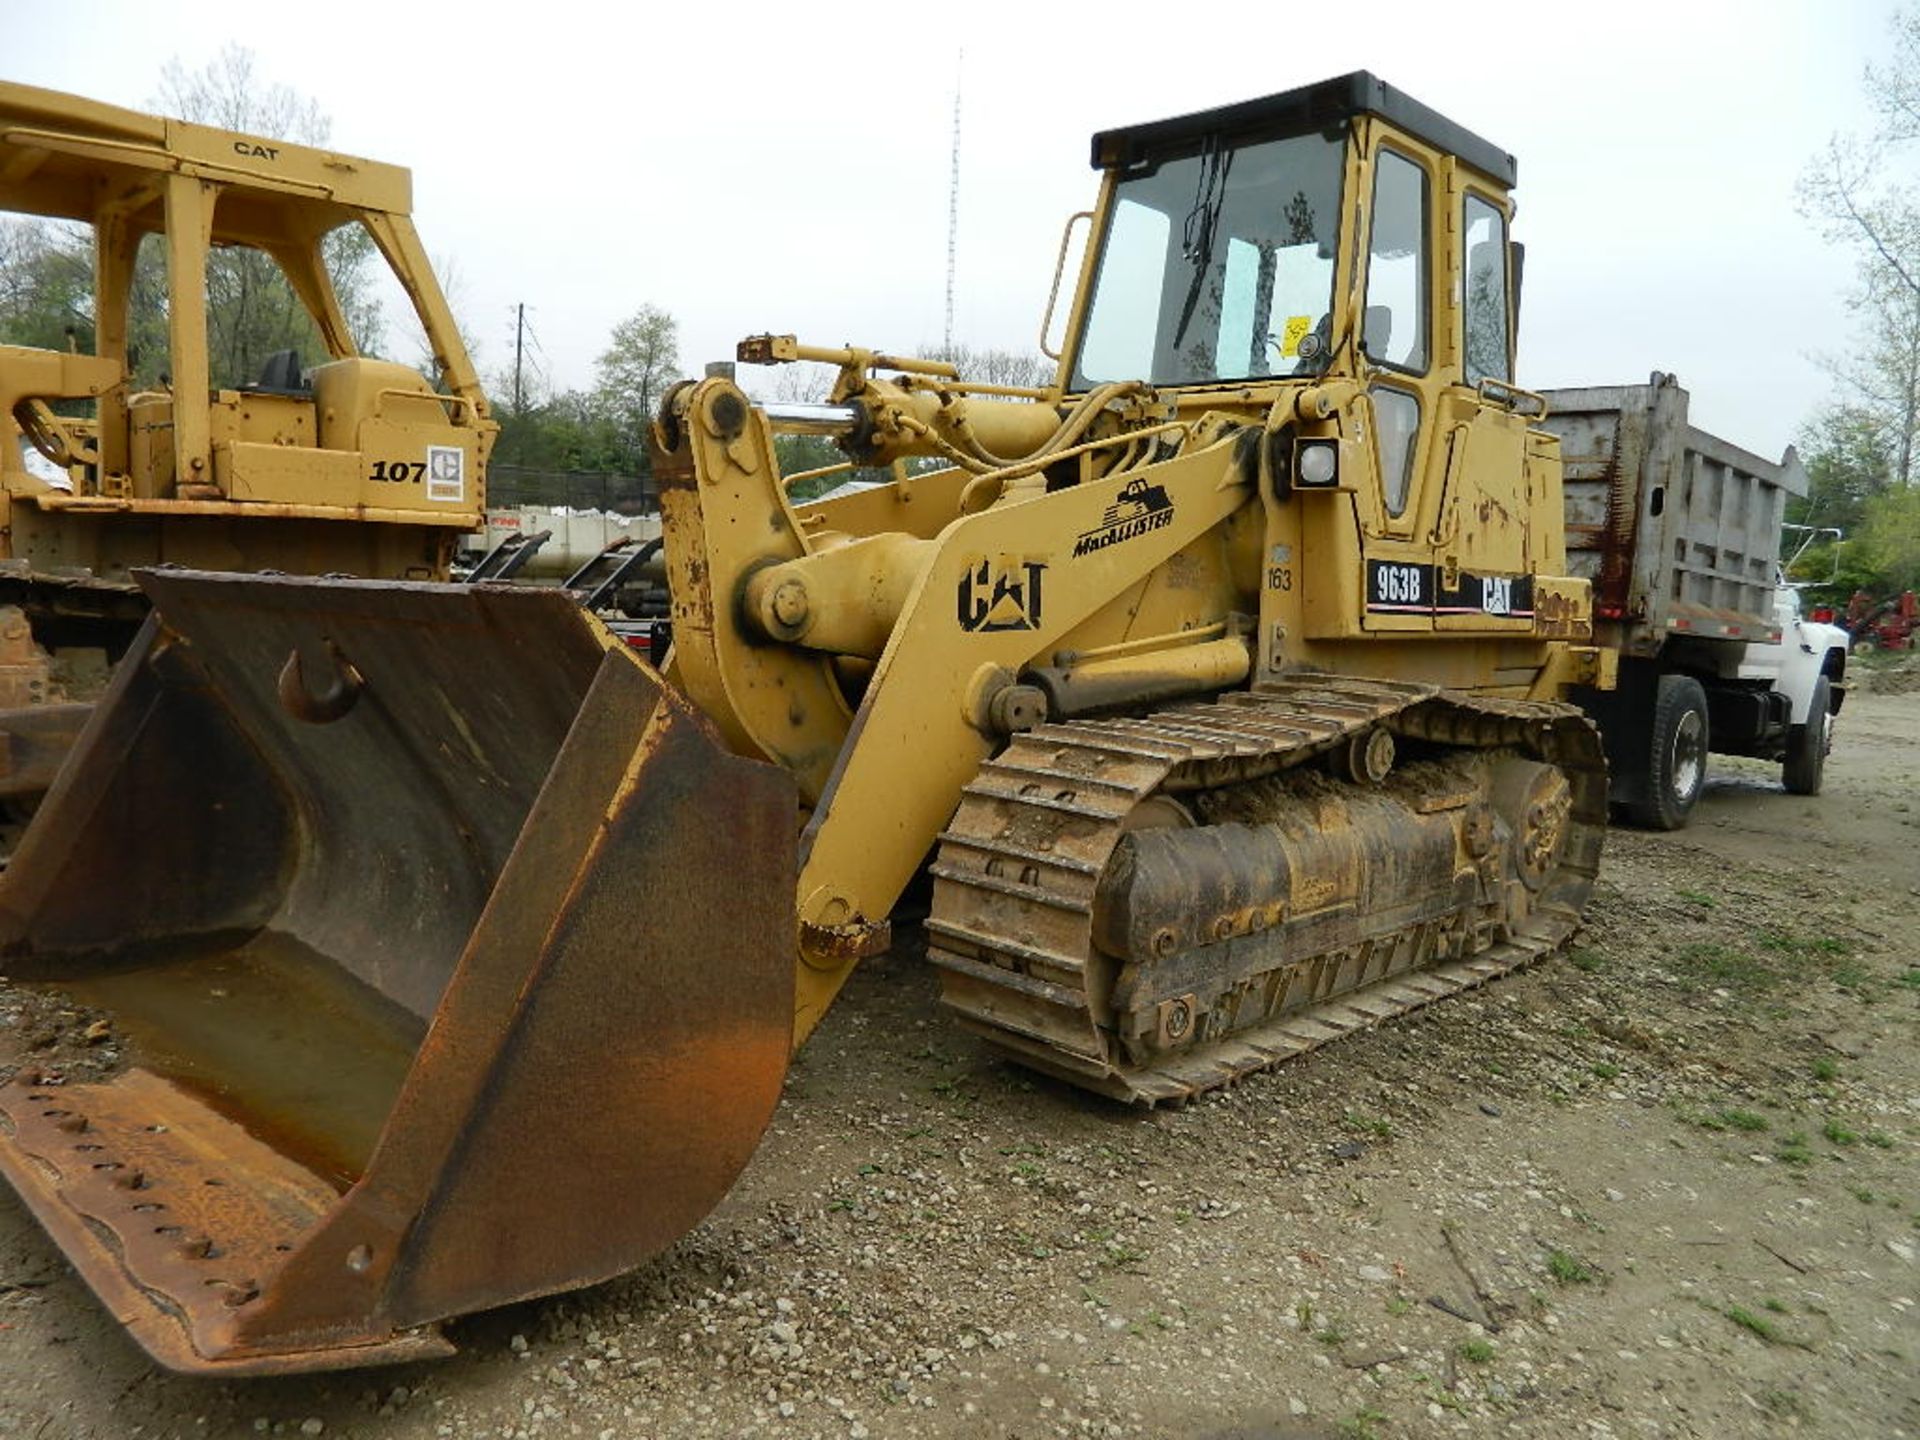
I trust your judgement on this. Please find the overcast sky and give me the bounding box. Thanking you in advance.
[7,0,1898,459]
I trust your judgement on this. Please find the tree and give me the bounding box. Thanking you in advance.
[0,220,94,354]
[155,46,383,386]
[1791,406,1894,539]
[928,342,1056,391]
[1800,8,1920,483]
[493,389,628,475]
[592,305,681,469]
[1858,482,1920,595]
[1785,409,1893,602]
[1797,8,1920,608]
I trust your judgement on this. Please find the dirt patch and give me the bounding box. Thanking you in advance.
[1853,650,1920,695]
[0,696,1914,1439]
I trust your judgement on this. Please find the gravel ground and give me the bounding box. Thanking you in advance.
[0,691,1915,1440]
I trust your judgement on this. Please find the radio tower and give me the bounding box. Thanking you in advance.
[944,50,963,356]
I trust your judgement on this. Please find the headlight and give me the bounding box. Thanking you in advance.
[1295,438,1339,487]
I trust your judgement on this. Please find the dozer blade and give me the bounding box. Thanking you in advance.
[0,571,797,1375]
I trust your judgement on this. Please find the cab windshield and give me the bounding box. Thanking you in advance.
[1071,130,1345,390]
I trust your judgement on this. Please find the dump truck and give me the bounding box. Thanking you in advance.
[1540,378,1836,825]
[0,81,494,797]
[0,72,1624,1373]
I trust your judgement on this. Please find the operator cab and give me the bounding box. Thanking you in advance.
[1063,72,1555,647]
[1069,72,1519,396]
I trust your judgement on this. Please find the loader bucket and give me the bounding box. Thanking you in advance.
[0,571,797,1375]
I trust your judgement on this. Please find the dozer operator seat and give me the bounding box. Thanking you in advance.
[245,349,310,398]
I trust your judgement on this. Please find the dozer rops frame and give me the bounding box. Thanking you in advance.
[0,72,1611,1373]
[0,81,495,646]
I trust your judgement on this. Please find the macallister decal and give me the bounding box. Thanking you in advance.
[1072,477,1175,557]
[958,556,1048,633]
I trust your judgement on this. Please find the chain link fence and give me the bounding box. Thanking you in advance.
[486,465,657,515]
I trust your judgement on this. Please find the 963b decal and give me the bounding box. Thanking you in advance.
[1366,559,1534,619]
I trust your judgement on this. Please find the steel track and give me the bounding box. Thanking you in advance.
[927,675,1608,1104]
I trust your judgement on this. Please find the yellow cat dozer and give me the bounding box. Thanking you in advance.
[0,81,495,803]
[0,73,1609,1373]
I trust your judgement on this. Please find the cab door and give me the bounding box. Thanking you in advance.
[1355,138,1443,634]
[1418,183,1538,635]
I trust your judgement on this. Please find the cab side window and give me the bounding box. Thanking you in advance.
[1463,195,1511,385]
[1363,150,1430,374]
[1371,386,1421,516]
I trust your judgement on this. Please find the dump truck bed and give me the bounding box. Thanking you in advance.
[1540,374,1806,657]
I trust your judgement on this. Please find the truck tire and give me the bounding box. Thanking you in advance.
[1782,674,1832,796]
[1625,673,1709,830]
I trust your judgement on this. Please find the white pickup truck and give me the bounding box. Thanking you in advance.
[1736,583,1850,795]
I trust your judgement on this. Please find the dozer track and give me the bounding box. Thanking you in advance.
[928,676,1607,1104]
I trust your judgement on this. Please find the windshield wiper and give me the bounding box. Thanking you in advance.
[1172,137,1232,350]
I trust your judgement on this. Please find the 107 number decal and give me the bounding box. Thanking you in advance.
[369,459,426,483]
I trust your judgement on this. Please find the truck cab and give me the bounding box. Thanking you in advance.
[1736,581,1848,792]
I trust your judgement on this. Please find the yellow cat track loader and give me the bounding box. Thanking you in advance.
[0,73,1613,1374]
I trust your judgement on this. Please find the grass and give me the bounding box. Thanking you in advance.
[1762,932,1882,999]
[1459,1338,1496,1363]
[1546,1249,1595,1285]
[1758,931,1849,959]
[1676,889,1718,908]
[1760,1389,1808,1419]
[1827,959,1877,996]
[1681,1105,1769,1133]
[1725,1305,1784,1344]
[1676,941,1775,991]
[1824,1120,1859,1147]
[1342,1110,1394,1139]
[1336,1409,1387,1440]
[1763,1298,1789,1314]
[1010,1230,1053,1260]
[1667,929,1884,1002]
[1567,947,1608,973]
[1590,1061,1621,1081]
[1777,1133,1815,1167]
[1812,1057,1840,1082]
[1385,1296,1412,1317]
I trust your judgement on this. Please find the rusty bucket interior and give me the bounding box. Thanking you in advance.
[0,571,796,1375]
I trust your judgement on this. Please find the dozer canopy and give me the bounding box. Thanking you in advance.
[0,572,796,1374]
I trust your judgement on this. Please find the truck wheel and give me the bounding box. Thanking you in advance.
[1782,674,1832,796]
[1626,674,1709,830]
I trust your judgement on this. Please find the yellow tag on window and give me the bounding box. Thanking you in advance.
[1279,315,1312,358]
